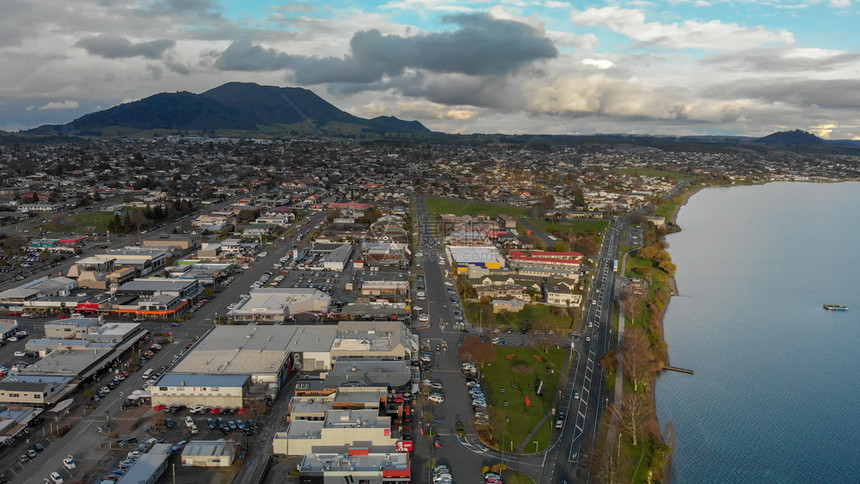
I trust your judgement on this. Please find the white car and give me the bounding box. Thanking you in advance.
[49,472,64,483]
[14,350,26,357]
[100,386,111,393]
[184,416,194,428]
[62,455,76,470]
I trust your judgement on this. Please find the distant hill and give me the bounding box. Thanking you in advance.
[27,82,432,138]
[756,129,823,146]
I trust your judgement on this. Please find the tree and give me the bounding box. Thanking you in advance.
[620,326,651,393]
[622,288,645,326]
[458,335,496,369]
[609,393,651,446]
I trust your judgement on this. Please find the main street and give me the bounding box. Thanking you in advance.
[413,195,629,484]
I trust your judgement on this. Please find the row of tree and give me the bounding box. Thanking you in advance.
[636,245,677,276]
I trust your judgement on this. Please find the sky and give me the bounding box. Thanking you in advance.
[1,0,858,138]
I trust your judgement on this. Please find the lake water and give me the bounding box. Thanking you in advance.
[655,182,860,483]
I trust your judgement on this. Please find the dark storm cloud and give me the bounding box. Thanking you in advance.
[705,78,860,109]
[75,35,175,59]
[215,13,557,83]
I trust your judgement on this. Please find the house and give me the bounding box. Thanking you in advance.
[492,299,527,313]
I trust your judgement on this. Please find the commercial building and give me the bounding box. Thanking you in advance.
[149,374,249,408]
[320,244,353,272]
[446,246,506,273]
[180,440,236,467]
[0,319,20,341]
[272,409,397,456]
[297,451,411,484]
[170,325,338,389]
[0,380,64,408]
[226,288,331,323]
[329,322,416,363]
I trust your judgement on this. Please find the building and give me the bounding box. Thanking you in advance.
[492,299,528,313]
[0,276,77,307]
[141,234,200,252]
[227,288,331,323]
[149,374,250,408]
[321,244,353,272]
[329,322,416,363]
[272,409,397,456]
[0,380,63,408]
[359,280,409,298]
[323,360,412,390]
[180,440,236,467]
[545,280,582,307]
[297,451,411,484]
[0,319,20,341]
[446,246,506,273]
[117,443,172,483]
[170,325,338,389]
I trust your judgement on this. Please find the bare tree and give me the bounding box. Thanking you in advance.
[458,335,496,369]
[622,287,645,326]
[609,393,651,446]
[620,326,651,392]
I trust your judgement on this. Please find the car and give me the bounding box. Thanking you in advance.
[49,472,64,484]
[555,411,566,429]
[429,382,443,390]
[207,418,217,429]
[189,424,199,435]
[165,418,175,428]
[429,394,445,404]
[62,455,76,470]
[14,351,26,357]
[127,451,142,460]
[27,449,37,458]
[228,420,237,430]
[171,440,187,452]
[121,371,130,377]
[118,460,135,469]
[109,469,126,476]
[154,404,167,411]
[19,454,29,464]
[169,322,180,327]
[113,374,125,381]
[100,386,110,393]
[184,416,194,428]
[574,392,580,399]
[237,407,249,414]
[433,436,442,448]
[33,443,45,452]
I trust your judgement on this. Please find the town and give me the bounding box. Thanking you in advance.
[0,137,858,484]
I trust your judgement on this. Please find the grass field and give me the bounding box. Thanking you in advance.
[424,197,531,218]
[482,346,570,452]
[43,211,116,234]
[525,218,609,237]
[465,301,576,331]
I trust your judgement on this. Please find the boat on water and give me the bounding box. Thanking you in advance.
[823,304,849,311]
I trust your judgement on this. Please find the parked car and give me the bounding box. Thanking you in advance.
[62,455,76,470]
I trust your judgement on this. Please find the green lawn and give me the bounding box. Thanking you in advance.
[465,301,577,331]
[525,218,608,237]
[424,197,530,218]
[481,346,570,452]
[43,211,116,234]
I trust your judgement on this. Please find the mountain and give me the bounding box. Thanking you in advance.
[755,129,824,146]
[27,82,431,137]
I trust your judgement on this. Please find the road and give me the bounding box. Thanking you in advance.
[538,219,628,483]
[2,210,329,484]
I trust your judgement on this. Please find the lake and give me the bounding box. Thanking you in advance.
[655,182,860,483]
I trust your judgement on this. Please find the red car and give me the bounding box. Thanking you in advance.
[57,314,71,319]
[237,407,248,415]
[154,404,167,411]
[121,371,130,377]
[209,407,221,414]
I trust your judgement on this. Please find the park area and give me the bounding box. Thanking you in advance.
[424,197,530,218]
[472,342,571,453]
[43,211,115,234]
[465,301,578,333]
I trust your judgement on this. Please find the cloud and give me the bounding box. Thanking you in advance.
[215,12,557,83]
[705,46,860,72]
[571,6,794,50]
[75,35,175,59]
[582,58,614,69]
[830,0,850,7]
[143,0,223,19]
[38,100,79,110]
[704,78,860,110]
